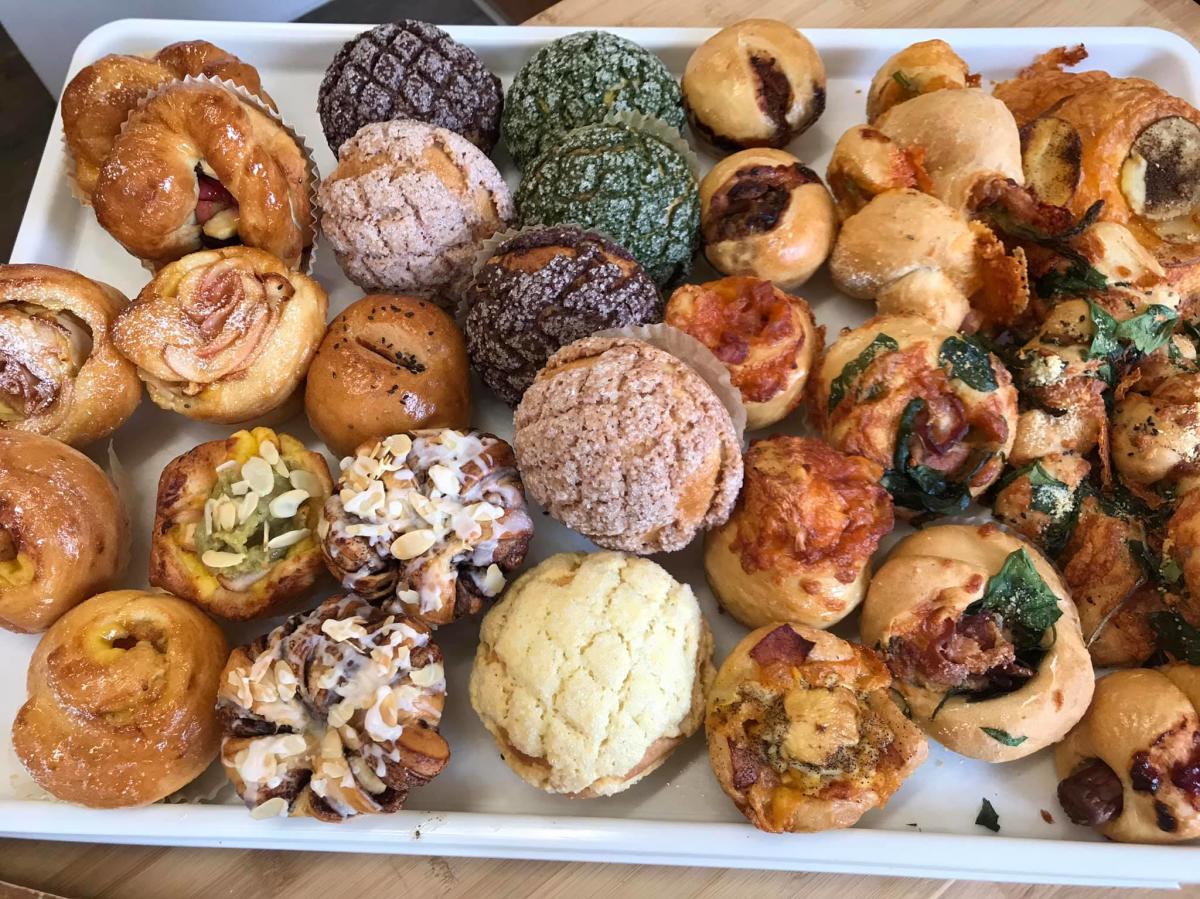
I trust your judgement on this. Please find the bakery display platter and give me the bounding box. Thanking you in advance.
[4,18,1200,887]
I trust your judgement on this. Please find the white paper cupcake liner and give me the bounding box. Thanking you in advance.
[600,110,701,180]
[161,759,236,805]
[593,322,748,445]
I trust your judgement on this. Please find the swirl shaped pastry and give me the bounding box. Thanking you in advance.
[0,263,140,446]
[812,314,1017,515]
[665,276,821,429]
[866,39,979,124]
[861,525,1094,761]
[218,593,448,821]
[113,247,327,423]
[704,436,894,629]
[707,623,927,833]
[92,81,312,270]
[0,432,129,633]
[320,430,533,627]
[150,427,333,620]
[992,452,1091,558]
[1056,665,1200,843]
[62,40,272,203]
[12,589,228,807]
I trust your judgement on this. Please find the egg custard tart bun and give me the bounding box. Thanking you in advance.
[812,314,1017,517]
[113,247,327,423]
[706,623,927,833]
[0,431,129,633]
[861,524,1094,762]
[150,427,333,620]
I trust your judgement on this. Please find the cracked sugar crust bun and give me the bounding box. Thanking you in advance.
[513,336,743,554]
[318,20,502,154]
[468,551,714,797]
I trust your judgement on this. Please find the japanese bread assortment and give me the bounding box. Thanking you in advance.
[6,19,1200,849]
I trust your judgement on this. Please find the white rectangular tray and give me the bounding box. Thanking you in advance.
[5,18,1200,888]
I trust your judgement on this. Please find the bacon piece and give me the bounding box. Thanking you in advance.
[728,738,761,790]
[887,612,1031,691]
[749,624,815,667]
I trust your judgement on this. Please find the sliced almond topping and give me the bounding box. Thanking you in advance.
[263,518,270,550]
[409,663,444,688]
[390,529,436,560]
[229,480,250,496]
[343,481,385,518]
[407,491,440,524]
[215,460,237,474]
[468,501,503,521]
[428,464,460,496]
[249,796,289,819]
[321,616,367,643]
[274,459,290,479]
[382,434,412,458]
[269,489,310,519]
[217,500,237,532]
[237,490,260,524]
[277,733,308,756]
[202,549,244,568]
[482,563,506,595]
[290,469,323,496]
[203,498,215,535]
[267,528,309,550]
[242,456,275,496]
[274,660,297,686]
[344,523,391,539]
[258,440,280,465]
[394,588,419,608]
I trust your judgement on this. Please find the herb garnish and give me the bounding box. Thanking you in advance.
[1037,259,1109,299]
[828,333,898,411]
[1149,610,1200,664]
[981,198,1108,300]
[976,798,1001,832]
[981,727,1027,747]
[881,398,992,515]
[892,70,917,94]
[939,336,998,392]
[1129,540,1184,591]
[1086,302,1179,359]
[963,549,1062,650]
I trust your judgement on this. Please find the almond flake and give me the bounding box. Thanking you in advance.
[290,469,323,496]
[249,796,289,819]
[321,616,367,643]
[410,663,444,688]
[203,499,215,535]
[237,491,260,524]
[267,528,309,550]
[428,464,460,495]
[382,434,412,458]
[274,459,290,479]
[217,500,237,532]
[229,480,250,496]
[242,456,275,496]
[269,489,310,519]
[258,440,280,465]
[202,549,244,568]
[482,563,506,595]
[215,460,238,474]
[390,529,436,560]
[468,502,503,521]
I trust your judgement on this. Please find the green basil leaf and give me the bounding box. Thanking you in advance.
[1086,301,1120,358]
[963,549,1063,650]
[1035,260,1109,299]
[881,398,994,515]
[1114,304,1179,356]
[1025,462,1073,516]
[1129,540,1185,590]
[1149,611,1200,664]
[980,727,1027,747]
[939,336,998,392]
[976,798,1001,833]
[828,334,899,412]
[892,70,917,93]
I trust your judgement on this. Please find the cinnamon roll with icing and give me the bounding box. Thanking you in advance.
[0,264,140,447]
[113,247,327,423]
[320,430,533,627]
[218,593,449,822]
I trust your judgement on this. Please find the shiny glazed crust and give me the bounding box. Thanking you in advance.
[113,247,327,424]
[861,525,1094,762]
[706,623,927,832]
[11,589,228,807]
[0,263,141,446]
[304,295,470,458]
[0,431,129,633]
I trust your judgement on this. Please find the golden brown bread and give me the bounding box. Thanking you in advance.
[0,431,129,633]
[706,623,926,832]
[113,247,327,423]
[62,40,273,203]
[11,589,228,807]
[866,39,979,123]
[0,263,140,446]
[92,81,311,270]
[304,295,470,459]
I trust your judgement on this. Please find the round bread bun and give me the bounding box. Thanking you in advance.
[861,524,1094,762]
[1112,372,1200,498]
[1056,666,1200,843]
[699,149,837,290]
[305,295,470,458]
[12,589,228,807]
[704,436,893,629]
[865,39,978,124]
[665,276,821,429]
[682,19,825,152]
[825,125,926,222]
[706,623,927,832]
[469,551,714,797]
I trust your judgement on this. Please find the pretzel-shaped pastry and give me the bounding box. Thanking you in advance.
[0,431,129,633]
[320,430,533,627]
[0,263,141,446]
[218,593,449,822]
[12,589,228,807]
[62,40,273,203]
[707,623,927,832]
[112,247,327,423]
[92,81,311,270]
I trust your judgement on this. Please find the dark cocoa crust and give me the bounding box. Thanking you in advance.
[703,162,820,244]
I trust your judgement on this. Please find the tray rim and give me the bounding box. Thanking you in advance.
[6,17,1200,887]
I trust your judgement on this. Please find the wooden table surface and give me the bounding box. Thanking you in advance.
[4,1,1200,897]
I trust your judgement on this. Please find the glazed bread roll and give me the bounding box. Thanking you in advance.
[218,593,449,821]
[813,314,1017,515]
[665,276,821,429]
[682,19,825,151]
[861,525,1094,762]
[470,552,714,797]
[0,263,140,446]
[699,149,837,290]
[1056,666,1200,843]
[706,623,927,832]
[150,427,333,620]
[92,81,312,270]
[0,432,129,633]
[304,295,469,458]
[828,189,1027,331]
[113,247,327,423]
[62,40,273,203]
[11,589,228,807]
[320,429,533,627]
[704,436,894,629]
[866,39,979,123]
